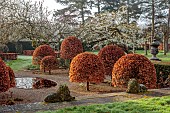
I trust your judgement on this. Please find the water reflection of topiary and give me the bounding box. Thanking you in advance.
[40,55,59,74]
[98,45,125,78]
[69,52,105,91]
[32,44,55,65]
[0,59,10,93]
[112,54,157,89]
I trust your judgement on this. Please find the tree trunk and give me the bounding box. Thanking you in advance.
[164,36,168,55]
[44,67,45,73]
[132,43,135,53]
[81,6,85,25]
[97,0,100,13]
[127,0,129,24]
[49,70,51,75]
[86,82,89,91]
[144,41,148,55]
[151,0,155,43]
[167,4,170,52]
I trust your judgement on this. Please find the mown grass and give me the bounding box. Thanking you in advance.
[5,55,32,71]
[4,50,170,71]
[92,50,170,62]
[135,50,170,62]
[38,96,170,113]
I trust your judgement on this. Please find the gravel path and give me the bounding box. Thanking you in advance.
[0,88,170,113]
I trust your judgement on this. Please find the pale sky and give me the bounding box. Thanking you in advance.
[30,0,65,11]
[30,0,97,13]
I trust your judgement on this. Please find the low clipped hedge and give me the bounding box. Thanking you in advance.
[154,63,170,88]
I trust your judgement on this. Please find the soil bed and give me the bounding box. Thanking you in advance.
[0,69,169,106]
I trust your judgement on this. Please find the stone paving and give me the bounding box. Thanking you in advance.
[0,88,170,113]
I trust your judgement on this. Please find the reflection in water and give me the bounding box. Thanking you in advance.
[15,77,57,89]
[15,77,34,89]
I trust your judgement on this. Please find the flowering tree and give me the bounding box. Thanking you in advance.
[112,54,157,89]
[73,6,143,51]
[69,52,105,91]
[98,45,125,78]
[0,0,74,50]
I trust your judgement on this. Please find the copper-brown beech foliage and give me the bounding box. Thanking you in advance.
[40,55,59,74]
[6,66,16,88]
[98,45,125,76]
[0,59,10,93]
[60,36,83,59]
[32,44,55,65]
[69,52,105,91]
[112,54,157,89]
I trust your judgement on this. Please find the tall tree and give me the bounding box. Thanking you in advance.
[73,7,143,52]
[55,0,92,25]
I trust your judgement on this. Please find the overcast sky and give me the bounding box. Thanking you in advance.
[30,0,64,11]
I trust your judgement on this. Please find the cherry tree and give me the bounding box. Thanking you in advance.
[73,6,143,52]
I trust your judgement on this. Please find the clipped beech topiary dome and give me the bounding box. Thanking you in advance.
[0,59,10,93]
[112,54,157,89]
[6,66,16,88]
[32,44,55,65]
[40,55,59,74]
[98,45,125,76]
[69,52,105,90]
[60,36,83,59]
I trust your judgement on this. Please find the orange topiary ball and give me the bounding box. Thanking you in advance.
[32,44,55,65]
[6,66,16,88]
[0,59,10,93]
[69,52,105,83]
[98,45,125,76]
[60,36,83,59]
[112,54,157,89]
[40,55,59,74]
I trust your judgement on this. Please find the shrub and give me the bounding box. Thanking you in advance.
[112,54,157,89]
[126,78,139,94]
[6,66,16,88]
[40,56,59,74]
[32,44,55,65]
[154,63,170,88]
[98,45,125,77]
[60,36,83,59]
[69,52,105,91]
[0,59,10,93]
[26,64,40,70]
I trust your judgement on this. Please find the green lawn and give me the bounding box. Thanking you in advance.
[5,55,32,71]
[92,50,170,62]
[135,50,170,62]
[3,50,170,71]
[38,96,170,113]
